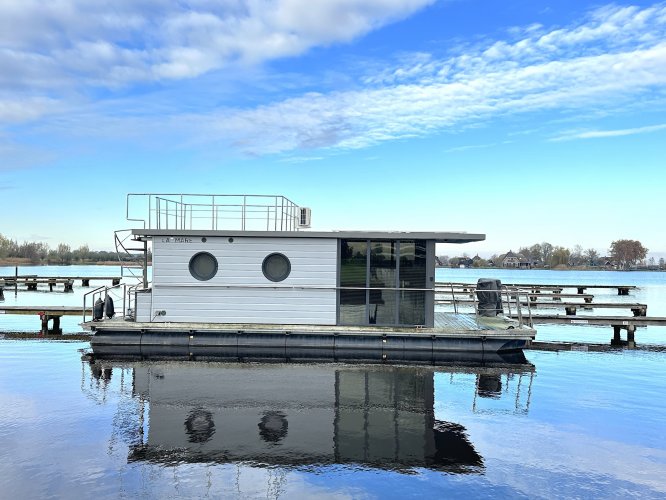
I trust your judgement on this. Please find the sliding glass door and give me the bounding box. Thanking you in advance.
[339,239,427,326]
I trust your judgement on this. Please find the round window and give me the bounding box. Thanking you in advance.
[189,252,218,281]
[262,253,291,282]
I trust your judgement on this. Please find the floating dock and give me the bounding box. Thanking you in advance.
[88,312,534,362]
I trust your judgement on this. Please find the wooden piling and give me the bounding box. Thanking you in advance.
[52,316,61,335]
[82,279,90,287]
[612,326,623,346]
[626,325,636,342]
[618,287,630,296]
[40,313,48,336]
[565,306,577,316]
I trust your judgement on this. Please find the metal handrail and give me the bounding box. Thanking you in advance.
[435,285,533,329]
[82,283,128,322]
[126,193,302,232]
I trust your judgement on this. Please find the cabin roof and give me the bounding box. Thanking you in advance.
[132,229,485,244]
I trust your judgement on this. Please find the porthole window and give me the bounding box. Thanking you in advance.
[189,252,218,281]
[262,253,291,282]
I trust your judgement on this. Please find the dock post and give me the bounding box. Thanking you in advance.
[626,325,636,348]
[611,325,623,346]
[0,286,3,300]
[40,313,48,336]
[618,287,629,296]
[14,266,17,296]
[565,306,576,316]
[48,279,56,292]
[82,279,90,287]
[112,278,121,286]
[52,316,62,335]
[64,280,74,292]
[577,287,585,294]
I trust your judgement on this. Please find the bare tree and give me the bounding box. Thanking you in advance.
[57,243,72,265]
[569,245,584,266]
[541,242,554,265]
[584,248,599,266]
[609,240,648,269]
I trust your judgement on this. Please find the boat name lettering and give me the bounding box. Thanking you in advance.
[161,237,193,243]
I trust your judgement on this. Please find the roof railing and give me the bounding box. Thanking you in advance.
[126,193,302,232]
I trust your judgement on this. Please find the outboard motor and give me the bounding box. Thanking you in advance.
[93,298,104,321]
[476,278,502,317]
[104,295,115,319]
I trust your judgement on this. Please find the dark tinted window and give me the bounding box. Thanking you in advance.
[262,253,291,282]
[189,252,218,281]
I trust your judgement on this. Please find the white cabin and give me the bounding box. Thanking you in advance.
[118,194,485,328]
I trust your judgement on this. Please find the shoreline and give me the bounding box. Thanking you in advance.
[0,258,149,267]
[0,259,660,272]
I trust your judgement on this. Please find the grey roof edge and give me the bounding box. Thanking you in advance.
[131,229,486,243]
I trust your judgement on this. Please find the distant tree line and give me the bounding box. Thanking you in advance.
[0,233,119,264]
[439,239,653,270]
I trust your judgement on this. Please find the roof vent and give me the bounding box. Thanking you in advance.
[298,207,311,228]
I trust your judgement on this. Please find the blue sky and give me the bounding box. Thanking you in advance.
[1,0,665,257]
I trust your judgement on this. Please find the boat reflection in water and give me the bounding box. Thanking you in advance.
[85,354,534,474]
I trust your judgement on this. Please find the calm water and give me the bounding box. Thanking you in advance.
[1,266,666,498]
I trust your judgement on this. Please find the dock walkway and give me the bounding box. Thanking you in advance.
[0,306,91,334]
[0,275,121,292]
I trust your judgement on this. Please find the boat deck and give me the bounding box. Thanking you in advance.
[87,312,533,337]
[87,312,534,359]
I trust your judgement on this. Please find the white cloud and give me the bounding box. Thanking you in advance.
[210,38,666,154]
[3,2,666,158]
[551,123,666,141]
[0,0,435,89]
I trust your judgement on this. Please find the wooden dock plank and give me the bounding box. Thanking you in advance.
[508,314,666,326]
[0,306,90,316]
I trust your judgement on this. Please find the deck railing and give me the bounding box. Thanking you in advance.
[126,193,301,231]
[434,282,533,328]
[84,281,534,329]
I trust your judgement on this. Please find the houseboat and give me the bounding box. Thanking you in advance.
[85,193,536,361]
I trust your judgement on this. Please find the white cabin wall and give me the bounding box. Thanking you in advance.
[149,236,337,324]
[134,290,152,322]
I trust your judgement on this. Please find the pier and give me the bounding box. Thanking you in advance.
[0,275,121,293]
[437,299,647,316]
[0,306,91,335]
[508,313,665,347]
[435,282,637,296]
[434,280,665,347]
[1,277,661,347]
[495,282,636,296]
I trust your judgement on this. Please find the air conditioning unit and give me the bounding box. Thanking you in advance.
[298,207,311,228]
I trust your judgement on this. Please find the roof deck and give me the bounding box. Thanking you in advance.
[124,193,485,243]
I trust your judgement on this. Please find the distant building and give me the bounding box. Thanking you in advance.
[456,257,474,268]
[502,251,532,269]
[598,256,615,267]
